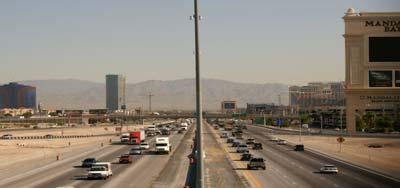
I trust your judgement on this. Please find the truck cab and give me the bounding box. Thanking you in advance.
[129,130,145,145]
[120,133,130,143]
[155,137,171,154]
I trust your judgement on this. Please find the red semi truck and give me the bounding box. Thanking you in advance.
[129,130,146,145]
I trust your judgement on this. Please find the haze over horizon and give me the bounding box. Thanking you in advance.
[1,0,399,85]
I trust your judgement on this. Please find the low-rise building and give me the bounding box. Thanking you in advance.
[221,100,237,114]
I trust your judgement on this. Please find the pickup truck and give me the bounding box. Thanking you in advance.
[87,162,113,179]
[247,158,266,170]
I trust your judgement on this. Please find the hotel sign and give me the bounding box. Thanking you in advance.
[359,95,400,103]
[365,20,400,32]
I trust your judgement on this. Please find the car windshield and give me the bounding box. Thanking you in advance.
[156,143,168,146]
[90,167,106,171]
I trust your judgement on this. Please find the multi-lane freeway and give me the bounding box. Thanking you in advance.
[1,121,399,188]
[0,124,195,188]
[212,124,400,188]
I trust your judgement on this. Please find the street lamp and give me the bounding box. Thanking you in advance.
[193,0,204,188]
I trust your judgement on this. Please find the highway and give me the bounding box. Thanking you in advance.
[231,125,400,188]
[0,125,194,188]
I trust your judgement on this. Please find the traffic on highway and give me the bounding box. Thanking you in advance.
[208,119,399,188]
[0,119,195,188]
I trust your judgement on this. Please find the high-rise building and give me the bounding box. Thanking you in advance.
[343,9,400,132]
[106,75,126,111]
[0,82,36,109]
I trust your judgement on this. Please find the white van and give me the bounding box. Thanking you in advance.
[87,162,113,179]
[155,137,171,154]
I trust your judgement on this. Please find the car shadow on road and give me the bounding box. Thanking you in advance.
[233,167,248,171]
[142,150,162,155]
[110,142,127,145]
[73,175,88,180]
[73,165,87,168]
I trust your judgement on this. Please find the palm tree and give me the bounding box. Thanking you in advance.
[362,112,375,130]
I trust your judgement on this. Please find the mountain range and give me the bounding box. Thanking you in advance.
[15,79,289,110]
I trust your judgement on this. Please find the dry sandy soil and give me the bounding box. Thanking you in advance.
[273,134,400,179]
[0,124,151,170]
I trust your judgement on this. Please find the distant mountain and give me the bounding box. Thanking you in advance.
[17,79,288,110]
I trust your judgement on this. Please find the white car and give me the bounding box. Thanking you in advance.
[320,164,339,174]
[129,145,142,155]
[277,139,287,145]
[87,162,113,179]
[140,142,150,150]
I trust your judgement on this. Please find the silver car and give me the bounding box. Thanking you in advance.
[129,145,142,155]
[236,144,249,153]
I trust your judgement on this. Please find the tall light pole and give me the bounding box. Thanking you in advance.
[193,0,204,188]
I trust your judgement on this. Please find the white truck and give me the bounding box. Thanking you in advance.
[180,122,188,131]
[120,133,130,143]
[87,162,113,180]
[146,126,157,133]
[155,137,171,154]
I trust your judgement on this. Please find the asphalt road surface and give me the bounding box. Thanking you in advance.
[237,125,400,188]
[0,125,194,188]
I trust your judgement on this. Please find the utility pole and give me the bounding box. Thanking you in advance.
[320,114,323,134]
[340,107,344,135]
[278,94,282,106]
[193,0,204,187]
[263,111,266,126]
[299,123,302,143]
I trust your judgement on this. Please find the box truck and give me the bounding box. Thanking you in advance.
[129,130,145,145]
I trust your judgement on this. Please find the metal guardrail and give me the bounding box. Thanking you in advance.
[255,124,400,138]
[0,133,117,140]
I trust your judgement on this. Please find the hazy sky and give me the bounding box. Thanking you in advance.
[1,0,399,85]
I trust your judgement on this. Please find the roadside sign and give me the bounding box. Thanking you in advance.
[276,119,283,126]
[337,136,345,143]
